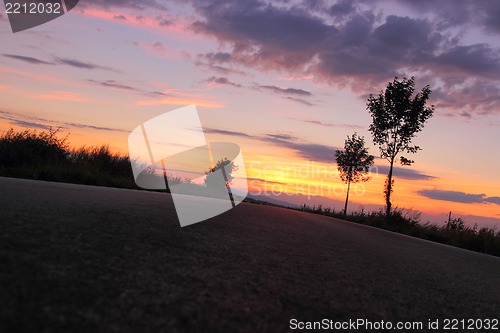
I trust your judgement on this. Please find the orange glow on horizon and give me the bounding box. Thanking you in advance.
[1,116,498,222]
[241,151,500,221]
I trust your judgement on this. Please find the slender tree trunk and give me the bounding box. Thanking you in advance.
[344,180,351,215]
[385,159,394,218]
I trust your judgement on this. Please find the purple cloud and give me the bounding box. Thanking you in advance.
[82,0,500,115]
[187,0,500,114]
[418,189,500,205]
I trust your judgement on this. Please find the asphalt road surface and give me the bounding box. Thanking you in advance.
[1,177,499,332]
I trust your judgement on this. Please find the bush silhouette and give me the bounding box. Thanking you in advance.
[0,128,136,188]
[0,128,68,168]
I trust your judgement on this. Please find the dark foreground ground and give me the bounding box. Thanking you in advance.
[1,177,499,333]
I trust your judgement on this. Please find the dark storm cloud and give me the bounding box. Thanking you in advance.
[418,189,500,205]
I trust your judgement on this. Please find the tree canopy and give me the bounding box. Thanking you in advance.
[367,76,434,217]
[335,133,374,214]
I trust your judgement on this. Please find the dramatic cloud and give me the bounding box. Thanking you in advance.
[186,0,500,115]
[418,189,500,205]
[432,79,500,116]
[76,0,500,115]
[399,0,500,34]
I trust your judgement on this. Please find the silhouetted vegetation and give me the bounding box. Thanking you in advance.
[367,77,434,217]
[335,133,374,215]
[205,157,238,189]
[297,204,500,257]
[0,128,241,196]
[2,128,498,257]
[0,128,138,188]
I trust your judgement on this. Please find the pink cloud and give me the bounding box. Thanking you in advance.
[32,91,89,102]
[74,7,199,40]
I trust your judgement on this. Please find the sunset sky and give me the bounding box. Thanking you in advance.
[1,0,499,227]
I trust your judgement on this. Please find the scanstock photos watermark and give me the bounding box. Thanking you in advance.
[128,105,248,227]
[3,0,80,33]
